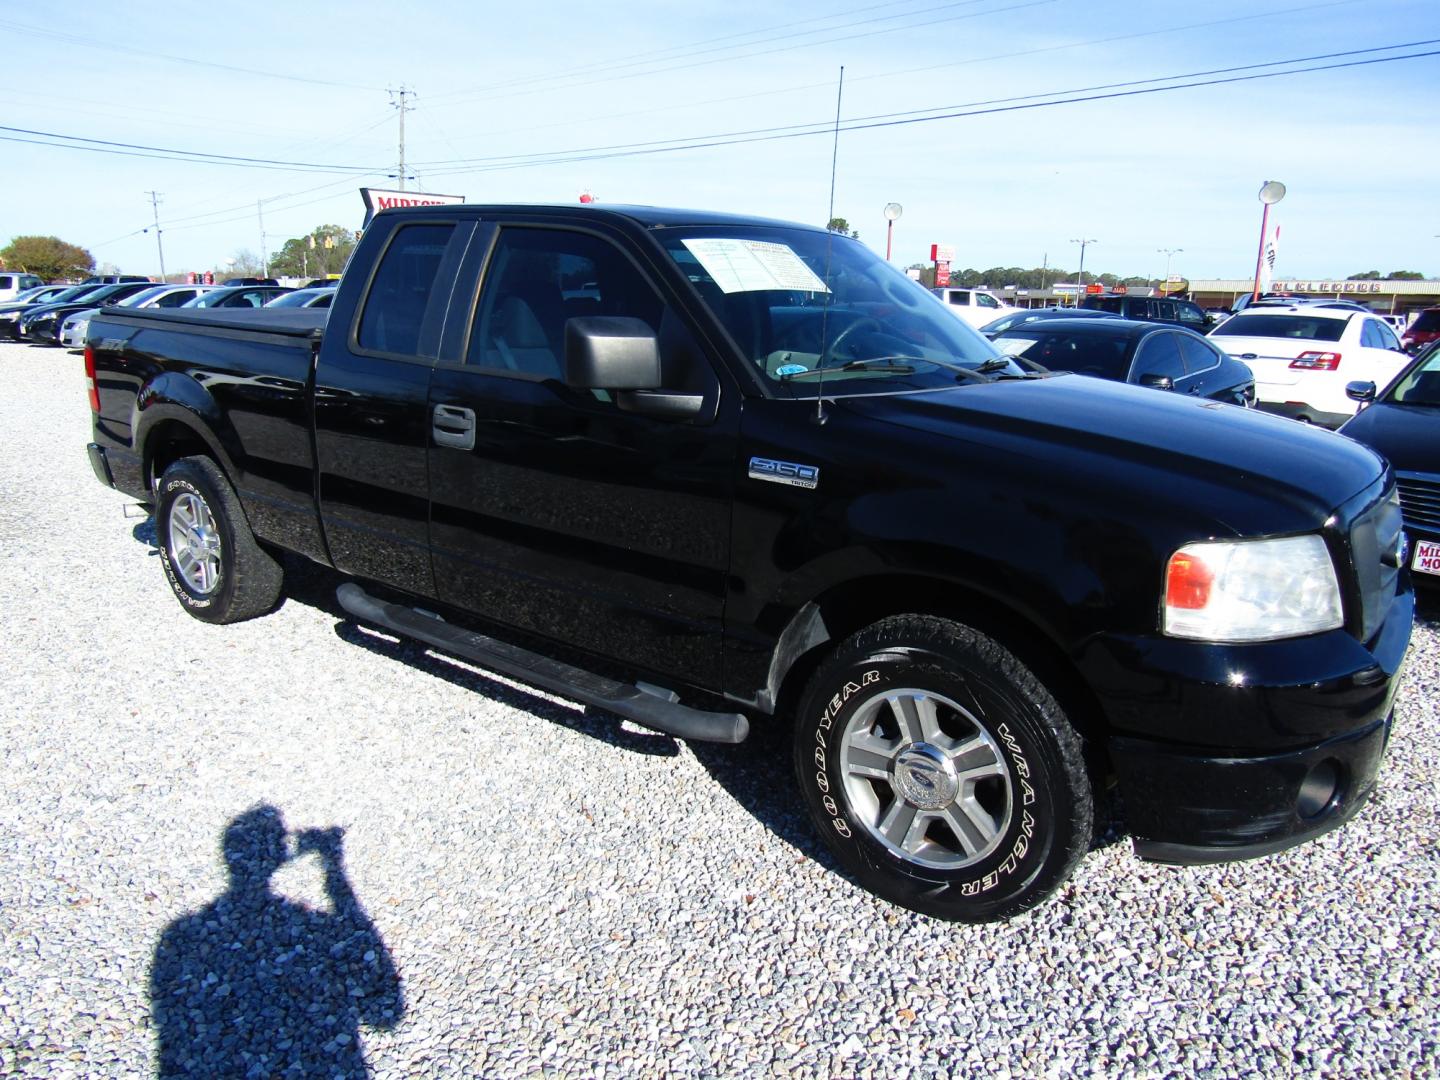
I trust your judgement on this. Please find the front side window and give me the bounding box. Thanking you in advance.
[1388,348,1440,405]
[357,223,455,355]
[467,228,662,378]
[658,227,1013,397]
[1176,333,1221,373]
[1131,333,1185,380]
[977,292,1000,308]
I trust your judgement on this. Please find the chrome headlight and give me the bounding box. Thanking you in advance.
[1163,535,1343,642]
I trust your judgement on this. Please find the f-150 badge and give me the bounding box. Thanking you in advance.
[748,456,819,490]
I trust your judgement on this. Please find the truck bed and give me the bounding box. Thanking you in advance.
[95,306,327,338]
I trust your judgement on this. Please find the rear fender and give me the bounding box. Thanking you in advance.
[134,371,242,490]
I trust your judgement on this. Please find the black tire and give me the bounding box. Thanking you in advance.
[794,614,1092,922]
[155,456,283,624]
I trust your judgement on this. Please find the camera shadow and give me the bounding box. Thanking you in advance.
[149,805,403,1078]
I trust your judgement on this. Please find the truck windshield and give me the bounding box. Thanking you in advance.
[656,226,1018,396]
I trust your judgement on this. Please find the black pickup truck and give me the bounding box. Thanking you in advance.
[86,204,1413,922]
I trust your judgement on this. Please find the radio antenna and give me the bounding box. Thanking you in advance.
[814,65,845,425]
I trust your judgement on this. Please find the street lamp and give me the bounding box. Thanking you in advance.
[1070,238,1096,305]
[1157,248,1182,294]
[1251,180,1286,302]
[883,202,903,261]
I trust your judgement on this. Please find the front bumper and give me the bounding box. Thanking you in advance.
[1091,586,1413,862]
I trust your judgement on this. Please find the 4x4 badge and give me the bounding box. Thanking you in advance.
[748,456,819,490]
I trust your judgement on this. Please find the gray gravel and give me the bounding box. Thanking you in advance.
[1,339,1437,1078]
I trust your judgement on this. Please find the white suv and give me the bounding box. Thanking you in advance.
[0,272,45,303]
[930,287,1018,328]
[1209,306,1410,428]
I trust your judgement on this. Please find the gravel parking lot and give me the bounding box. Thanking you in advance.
[1,339,1437,1078]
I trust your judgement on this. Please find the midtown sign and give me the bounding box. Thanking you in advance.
[360,188,465,225]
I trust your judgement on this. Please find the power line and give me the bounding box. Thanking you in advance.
[426,0,936,102]
[0,17,384,92]
[428,0,1054,112]
[416,47,1439,179]
[0,124,382,172]
[429,0,1013,104]
[409,40,1439,170]
[438,0,1362,149]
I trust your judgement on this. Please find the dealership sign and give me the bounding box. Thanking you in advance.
[360,188,465,225]
[1271,280,1385,294]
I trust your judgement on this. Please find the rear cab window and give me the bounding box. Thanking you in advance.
[356,223,457,357]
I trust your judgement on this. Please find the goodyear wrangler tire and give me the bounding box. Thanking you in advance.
[155,457,283,625]
[795,614,1092,922]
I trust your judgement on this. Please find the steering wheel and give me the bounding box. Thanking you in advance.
[819,316,886,366]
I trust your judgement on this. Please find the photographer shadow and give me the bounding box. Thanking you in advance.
[149,805,403,1079]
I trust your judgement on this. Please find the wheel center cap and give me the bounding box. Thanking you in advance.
[893,743,959,811]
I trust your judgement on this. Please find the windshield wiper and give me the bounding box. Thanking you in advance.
[780,358,917,380]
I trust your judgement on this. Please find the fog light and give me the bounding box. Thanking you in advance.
[1297,759,1342,819]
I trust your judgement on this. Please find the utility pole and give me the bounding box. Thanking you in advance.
[390,86,413,191]
[1070,238,1096,305]
[145,191,166,281]
[257,200,267,276]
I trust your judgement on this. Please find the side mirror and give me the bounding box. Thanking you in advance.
[1138,373,1175,391]
[564,315,703,420]
[564,316,661,390]
[1345,380,1377,404]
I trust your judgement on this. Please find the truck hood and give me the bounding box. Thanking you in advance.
[835,373,1385,528]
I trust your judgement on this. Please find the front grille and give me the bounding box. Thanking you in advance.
[1397,472,1440,533]
[1348,487,1404,642]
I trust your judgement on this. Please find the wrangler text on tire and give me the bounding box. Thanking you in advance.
[794,614,1092,922]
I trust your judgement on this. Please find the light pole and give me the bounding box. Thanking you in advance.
[1157,248,1182,294]
[1070,238,1096,305]
[1251,180,1286,302]
[883,202,903,261]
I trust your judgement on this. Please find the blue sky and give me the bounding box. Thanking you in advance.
[1,0,1436,281]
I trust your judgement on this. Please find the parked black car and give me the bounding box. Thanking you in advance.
[990,318,1256,406]
[977,305,1118,338]
[220,277,280,287]
[1080,293,1213,333]
[1342,342,1440,586]
[18,281,161,344]
[1,284,110,338]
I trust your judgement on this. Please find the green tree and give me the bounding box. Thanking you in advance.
[0,235,95,281]
[1386,270,1425,280]
[269,224,359,279]
[825,217,859,239]
[1347,270,1382,280]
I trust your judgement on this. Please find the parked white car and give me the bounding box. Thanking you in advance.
[1209,306,1410,428]
[930,287,1018,329]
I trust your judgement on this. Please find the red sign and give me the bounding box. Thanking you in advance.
[1086,283,1103,295]
[360,187,465,226]
[936,265,951,287]
[930,243,955,263]
[1112,284,1128,294]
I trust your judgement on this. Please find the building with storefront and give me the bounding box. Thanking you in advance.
[1186,279,1439,320]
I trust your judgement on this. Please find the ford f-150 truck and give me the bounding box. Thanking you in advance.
[85,204,1413,922]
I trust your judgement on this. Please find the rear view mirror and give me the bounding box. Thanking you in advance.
[564,316,661,390]
[1345,380,1377,403]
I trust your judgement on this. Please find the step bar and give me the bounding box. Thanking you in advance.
[336,583,750,744]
